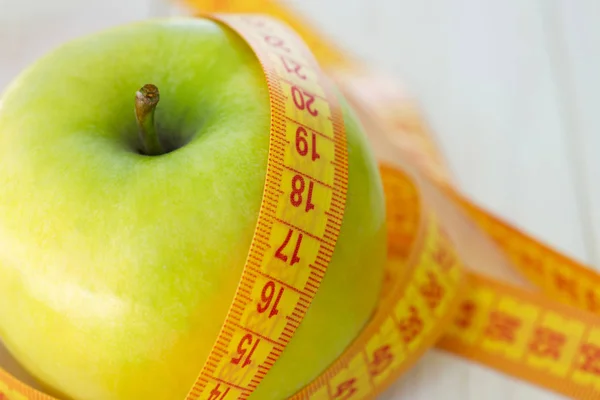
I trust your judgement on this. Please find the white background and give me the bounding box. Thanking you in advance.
[1,0,599,398]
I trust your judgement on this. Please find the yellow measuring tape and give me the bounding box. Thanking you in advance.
[2,2,600,400]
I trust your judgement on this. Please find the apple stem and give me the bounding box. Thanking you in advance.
[135,84,164,156]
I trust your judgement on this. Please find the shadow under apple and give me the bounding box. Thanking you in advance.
[0,339,45,392]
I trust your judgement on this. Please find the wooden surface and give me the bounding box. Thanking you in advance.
[0,0,596,398]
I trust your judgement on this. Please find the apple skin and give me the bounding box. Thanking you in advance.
[0,17,386,400]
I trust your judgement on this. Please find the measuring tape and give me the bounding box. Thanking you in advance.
[2,3,600,400]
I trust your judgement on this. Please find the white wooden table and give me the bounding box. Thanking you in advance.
[1,0,598,398]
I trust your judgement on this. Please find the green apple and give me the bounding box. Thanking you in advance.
[0,16,386,400]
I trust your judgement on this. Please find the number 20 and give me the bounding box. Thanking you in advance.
[291,86,318,116]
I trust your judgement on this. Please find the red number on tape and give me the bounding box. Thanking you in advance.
[281,56,306,80]
[484,311,522,343]
[208,384,230,400]
[291,86,318,116]
[231,334,260,368]
[264,35,290,52]
[257,280,284,318]
[527,327,566,360]
[332,378,358,399]
[275,229,303,266]
[369,345,394,377]
[290,174,316,212]
[579,343,600,375]
[398,306,424,344]
[454,300,476,330]
[420,271,444,311]
[295,126,320,161]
